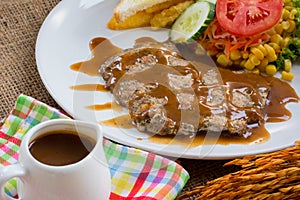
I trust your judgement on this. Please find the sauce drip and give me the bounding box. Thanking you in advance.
[70,84,109,92]
[70,37,122,76]
[100,114,134,129]
[86,102,123,112]
[149,124,270,146]
[86,103,112,111]
[97,113,269,145]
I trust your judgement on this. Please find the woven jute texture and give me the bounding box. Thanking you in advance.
[0,0,61,117]
[0,0,239,198]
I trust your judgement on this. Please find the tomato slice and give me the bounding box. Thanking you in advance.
[216,0,283,36]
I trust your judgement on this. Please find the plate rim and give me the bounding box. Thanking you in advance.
[35,0,300,159]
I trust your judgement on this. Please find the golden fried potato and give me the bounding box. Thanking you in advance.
[107,11,154,30]
[145,0,193,13]
[150,0,194,29]
[107,0,194,30]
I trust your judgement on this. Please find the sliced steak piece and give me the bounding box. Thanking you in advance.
[100,41,182,91]
[100,41,271,137]
[128,73,269,137]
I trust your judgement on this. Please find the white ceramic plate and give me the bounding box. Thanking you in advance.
[36,0,300,159]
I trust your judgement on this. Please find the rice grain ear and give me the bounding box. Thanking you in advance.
[177,140,300,200]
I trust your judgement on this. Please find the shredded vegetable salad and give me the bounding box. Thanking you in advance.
[196,0,300,81]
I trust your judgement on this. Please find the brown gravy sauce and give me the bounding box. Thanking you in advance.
[29,131,95,166]
[70,37,122,76]
[70,36,299,146]
[86,102,123,112]
[70,84,109,92]
[149,125,269,146]
[99,114,134,129]
[98,114,269,145]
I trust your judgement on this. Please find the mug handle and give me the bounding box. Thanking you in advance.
[0,164,26,200]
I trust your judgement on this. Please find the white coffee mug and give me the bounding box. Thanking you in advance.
[0,119,111,200]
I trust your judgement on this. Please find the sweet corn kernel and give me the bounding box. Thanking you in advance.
[267,54,278,62]
[282,71,294,81]
[281,37,290,48]
[267,28,277,35]
[285,3,294,7]
[242,51,249,59]
[269,42,281,51]
[275,23,283,35]
[233,59,242,66]
[286,20,296,33]
[264,44,276,56]
[282,21,290,30]
[282,8,290,20]
[249,54,261,65]
[240,60,246,67]
[271,34,283,44]
[284,59,292,71]
[230,50,242,60]
[265,64,277,75]
[257,44,268,56]
[217,54,230,67]
[252,68,260,74]
[257,58,269,72]
[289,9,297,19]
[244,59,256,71]
[264,44,277,62]
[250,47,264,60]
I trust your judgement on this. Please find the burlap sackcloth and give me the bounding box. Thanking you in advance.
[0,0,239,199]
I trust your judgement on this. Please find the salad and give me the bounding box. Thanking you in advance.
[170,0,300,81]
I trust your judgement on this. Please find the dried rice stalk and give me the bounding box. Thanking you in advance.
[177,141,300,200]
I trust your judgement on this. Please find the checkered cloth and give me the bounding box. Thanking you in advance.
[0,94,189,199]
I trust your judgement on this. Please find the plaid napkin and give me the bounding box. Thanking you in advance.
[0,94,189,200]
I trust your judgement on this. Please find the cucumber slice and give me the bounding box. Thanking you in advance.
[205,0,216,4]
[170,1,215,43]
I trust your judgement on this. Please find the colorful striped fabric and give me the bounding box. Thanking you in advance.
[0,94,189,199]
